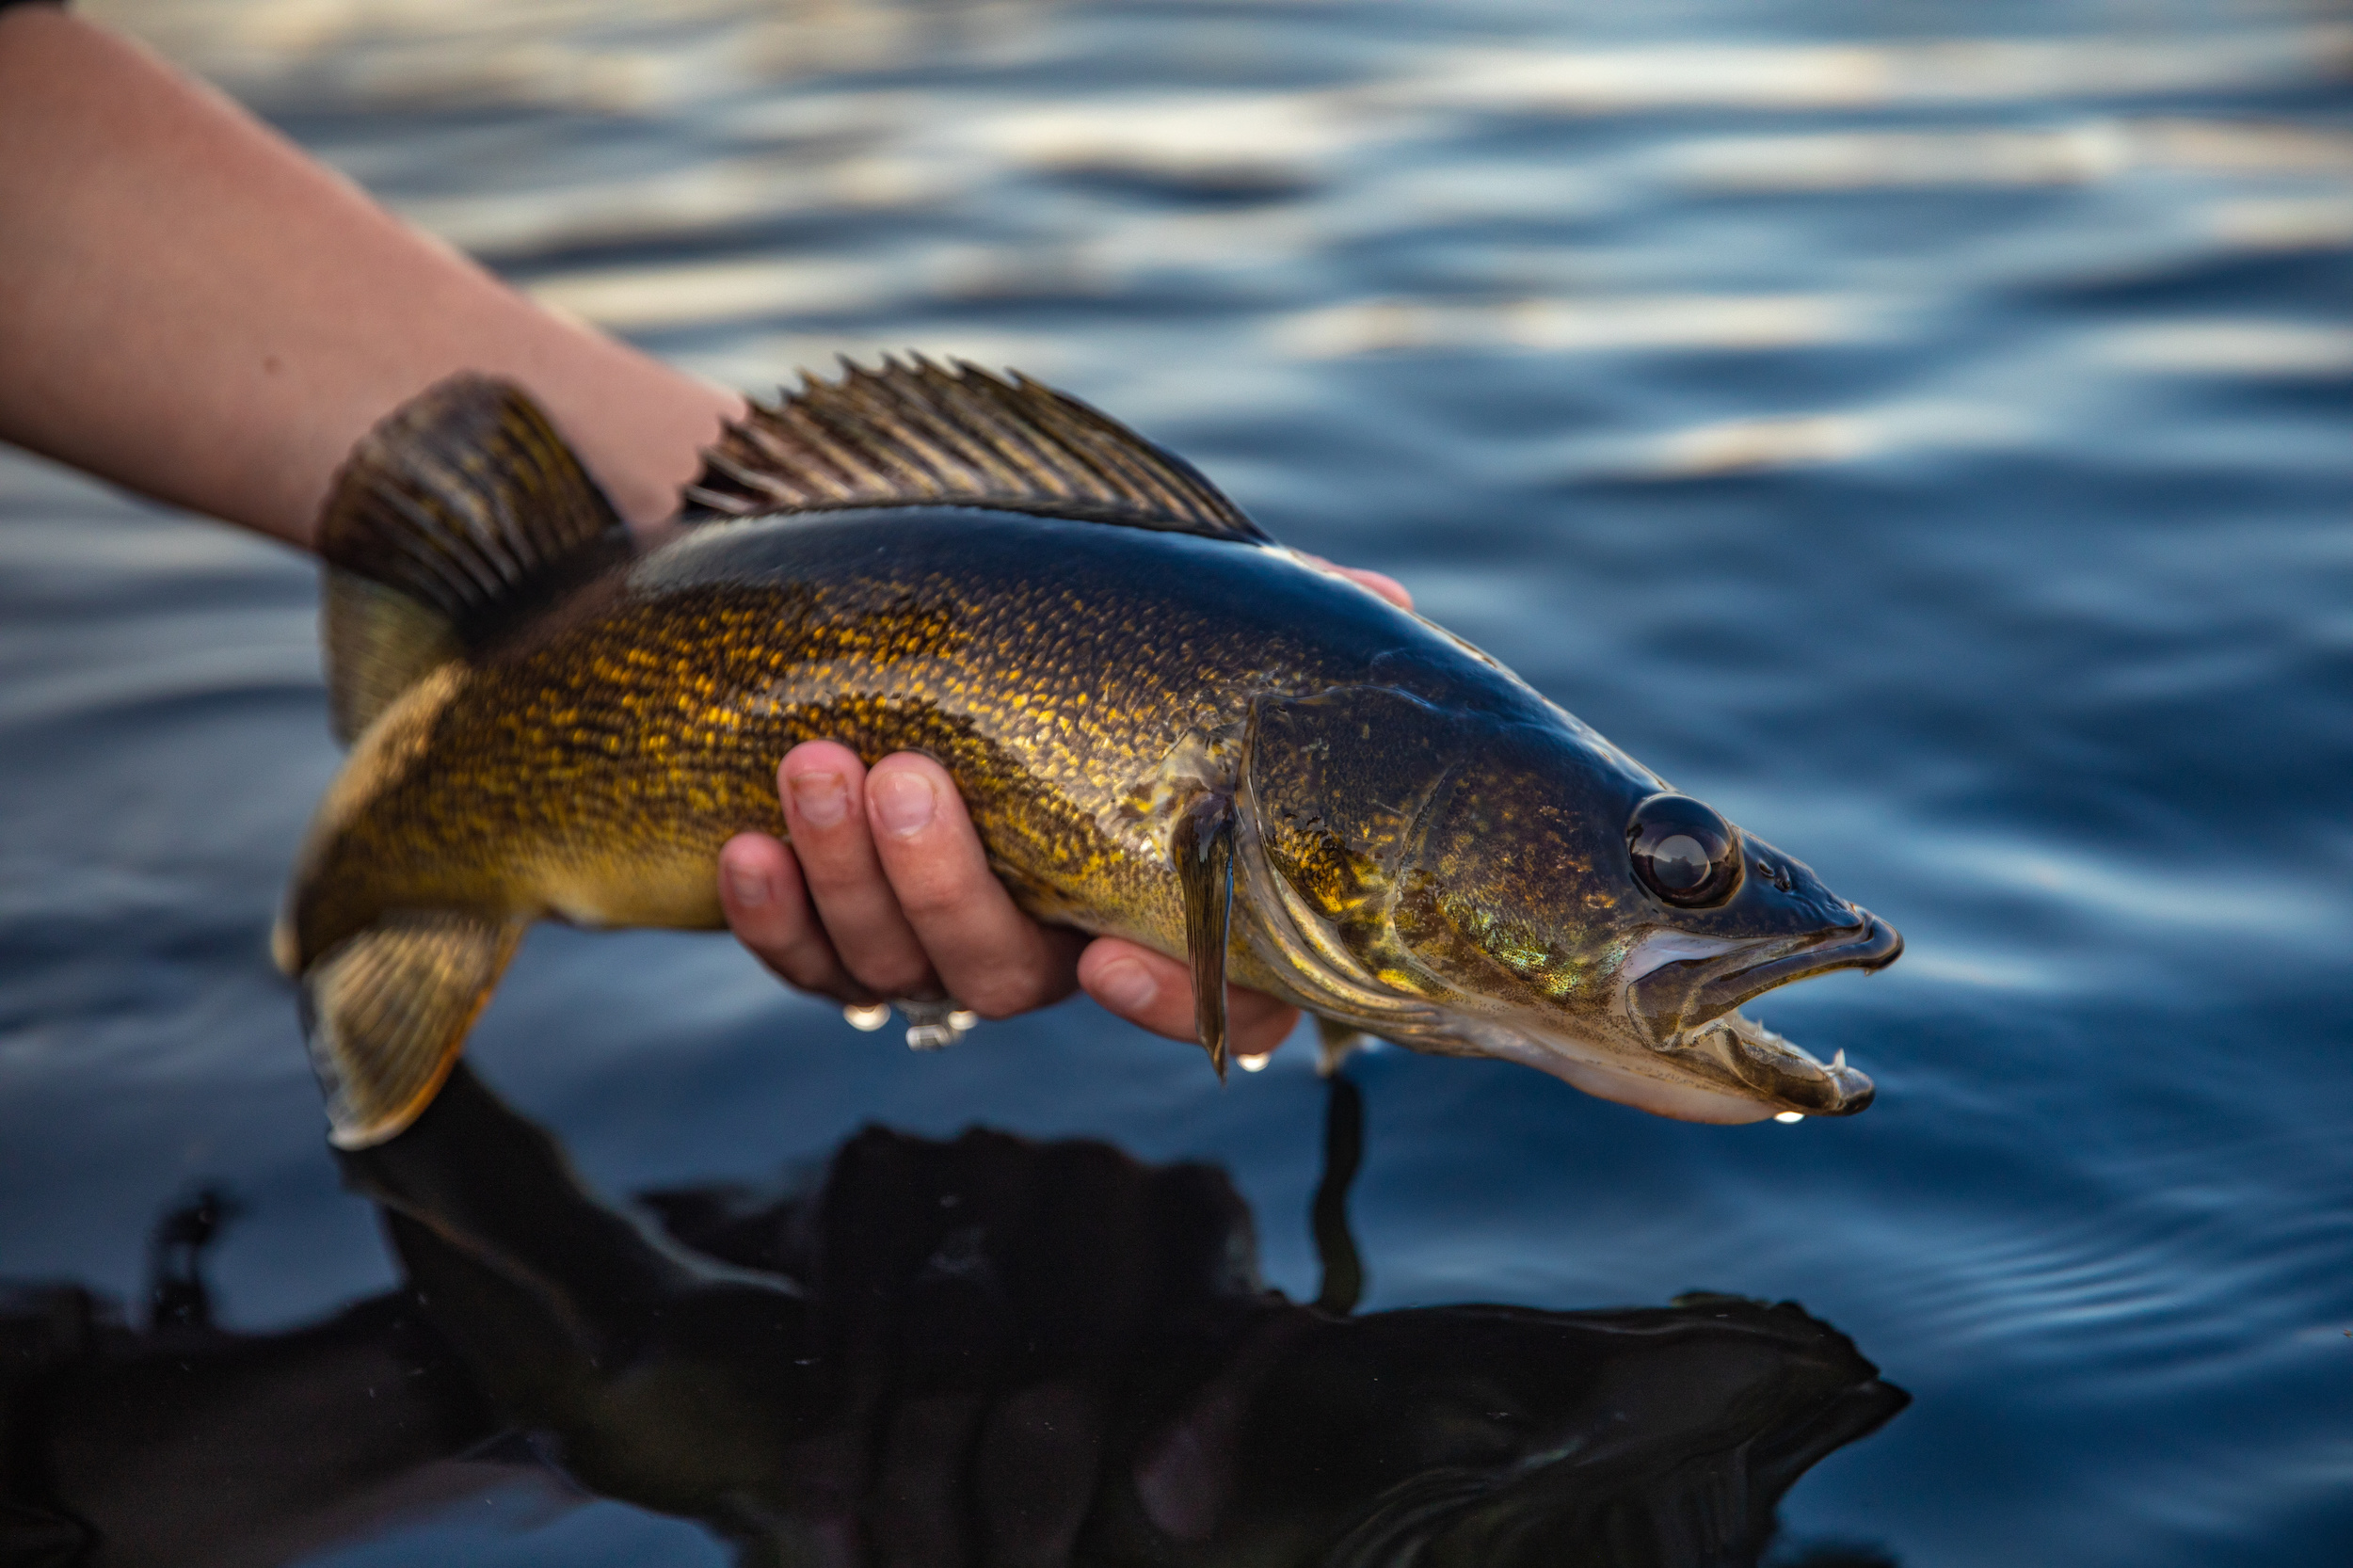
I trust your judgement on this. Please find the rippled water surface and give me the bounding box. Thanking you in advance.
[4,1,2350,1562]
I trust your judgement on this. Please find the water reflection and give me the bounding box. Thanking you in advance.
[2,1058,1902,1566]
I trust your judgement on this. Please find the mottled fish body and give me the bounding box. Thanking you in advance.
[280,363,1897,1146]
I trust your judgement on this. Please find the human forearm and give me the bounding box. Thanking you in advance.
[0,8,738,544]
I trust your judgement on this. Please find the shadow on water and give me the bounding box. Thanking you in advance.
[0,1050,1902,1568]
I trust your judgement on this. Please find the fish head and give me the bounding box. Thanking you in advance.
[1194,1299,1904,1554]
[1241,685,1899,1123]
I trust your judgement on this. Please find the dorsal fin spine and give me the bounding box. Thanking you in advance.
[682,356,1273,545]
[867,372,999,488]
[877,364,987,481]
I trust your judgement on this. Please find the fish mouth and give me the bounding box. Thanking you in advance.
[1627,911,1902,1118]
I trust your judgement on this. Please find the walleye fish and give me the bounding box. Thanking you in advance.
[277,360,1899,1148]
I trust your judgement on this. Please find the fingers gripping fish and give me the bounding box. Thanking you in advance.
[275,360,1900,1148]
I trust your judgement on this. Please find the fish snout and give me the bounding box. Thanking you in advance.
[1628,910,1901,1040]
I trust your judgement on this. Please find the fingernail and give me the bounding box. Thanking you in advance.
[871,769,936,838]
[788,770,848,828]
[726,864,769,908]
[1094,958,1157,1015]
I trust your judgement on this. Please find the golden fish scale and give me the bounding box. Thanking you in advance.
[292,526,1352,990]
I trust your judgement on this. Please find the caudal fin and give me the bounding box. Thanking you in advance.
[299,911,524,1148]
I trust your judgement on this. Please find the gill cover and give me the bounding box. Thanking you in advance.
[1243,685,1650,1022]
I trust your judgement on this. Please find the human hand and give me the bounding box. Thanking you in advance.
[717,564,1412,1061]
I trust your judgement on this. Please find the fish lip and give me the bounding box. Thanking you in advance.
[1628,909,1901,1041]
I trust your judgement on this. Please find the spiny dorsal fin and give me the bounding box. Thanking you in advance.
[682,357,1273,545]
[317,376,632,744]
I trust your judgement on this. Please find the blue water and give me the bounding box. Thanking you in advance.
[4,1,2349,1562]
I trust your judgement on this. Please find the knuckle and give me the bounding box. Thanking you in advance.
[847,952,933,1000]
[792,840,877,890]
[776,946,841,990]
[760,944,834,993]
[891,879,969,924]
[962,973,1042,1020]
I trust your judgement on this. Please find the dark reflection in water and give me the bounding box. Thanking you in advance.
[3,1060,1900,1567]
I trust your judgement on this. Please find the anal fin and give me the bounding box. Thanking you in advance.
[1172,793,1237,1081]
[300,911,523,1149]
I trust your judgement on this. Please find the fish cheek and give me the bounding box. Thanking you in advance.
[1390,871,1601,1015]
[1254,810,1451,1000]
[1259,810,1384,936]
[1390,760,1627,1016]
[1245,687,1465,990]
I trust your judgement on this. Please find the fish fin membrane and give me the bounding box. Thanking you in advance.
[299,910,524,1149]
[318,376,632,744]
[1173,793,1237,1081]
[320,570,462,748]
[1315,1016,1368,1078]
[684,356,1274,546]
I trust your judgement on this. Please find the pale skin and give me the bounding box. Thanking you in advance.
[0,6,1411,1060]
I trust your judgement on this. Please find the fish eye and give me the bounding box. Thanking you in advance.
[1626,794,1741,908]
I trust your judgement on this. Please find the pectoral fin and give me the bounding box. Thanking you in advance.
[300,912,524,1149]
[1171,793,1237,1081]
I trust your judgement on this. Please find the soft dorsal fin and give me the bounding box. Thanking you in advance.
[682,357,1273,545]
[316,375,632,743]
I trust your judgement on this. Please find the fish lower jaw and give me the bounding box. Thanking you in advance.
[1443,1008,1874,1123]
[1669,1010,1876,1118]
[1442,1017,1782,1125]
[1548,1054,1785,1125]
